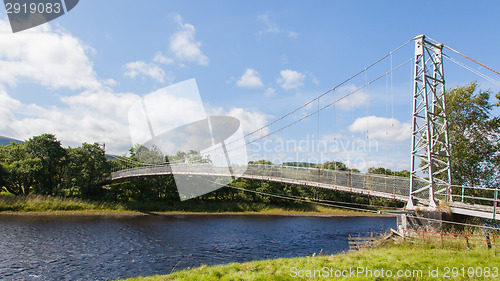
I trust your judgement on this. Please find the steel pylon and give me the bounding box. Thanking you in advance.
[407,34,452,209]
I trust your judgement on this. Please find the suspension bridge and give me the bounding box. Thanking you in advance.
[109,34,500,223]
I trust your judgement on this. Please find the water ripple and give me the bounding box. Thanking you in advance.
[0,215,395,280]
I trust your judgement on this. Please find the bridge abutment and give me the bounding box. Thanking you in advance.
[397,210,456,233]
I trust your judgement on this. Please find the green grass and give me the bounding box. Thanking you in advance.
[0,194,369,216]
[121,240,500,281]
[126,200,365,215]
[0,194,126,212]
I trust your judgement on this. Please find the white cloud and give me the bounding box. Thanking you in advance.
[0,19,101,90]
[288,31,299,39]
[348,116,411,142]
[236,68,264,88]
[226,107,271,135]
[257,14,298,39]
[0,86,142,153]
[61,89,140,120]
[280,54,288,65]
[335,84,368,110]
[264,87,276,97]
[170,14,209,65]
[312,77,320,86]
[278,69,305,90]
[124,61,166,83]
[0,89,21,131]
[206,106,271,137]
[153,52,174,65]
[2,100,132,154]
[257,14,280,35]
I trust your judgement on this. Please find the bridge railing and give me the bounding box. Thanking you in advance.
[109,161,499,216]
[111,164,172,179]
[444,184,500,213]
[110,162,415,200]
[241,164,413,199]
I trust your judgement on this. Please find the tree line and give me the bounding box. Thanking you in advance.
[0,134,109,198]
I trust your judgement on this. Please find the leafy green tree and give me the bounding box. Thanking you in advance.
[64,143,110,198]
[248,159,274,165]
[129,144,164,164]
[314,161,349,171]
[24,134,67,195]
[0,163,6,189]
[367,167,410,178]
[164,150,211,164]
[283,162,314,168]
[444,82,500,188]
[394,170,410,178]
[0,143,41,195]
[368,167,392,175]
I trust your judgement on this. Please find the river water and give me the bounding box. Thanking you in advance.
[0,214,396,280]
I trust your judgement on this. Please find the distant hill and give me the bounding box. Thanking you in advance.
[0,136,23,146]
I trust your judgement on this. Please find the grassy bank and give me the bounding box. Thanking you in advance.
[0,194,125,212]
[0,194,375,216]
[122,240,500,281]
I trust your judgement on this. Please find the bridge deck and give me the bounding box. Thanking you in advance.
[111,164,412,202]
[449,202,500,220]
[111,164,498,219]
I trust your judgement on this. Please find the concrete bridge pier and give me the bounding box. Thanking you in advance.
[396,210,457,233]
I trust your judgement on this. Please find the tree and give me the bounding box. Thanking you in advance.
[0,143,41,195]
[248,159,273,165]
[0,163,6,189]
[314,161,352,171]
[129,144,164,164]
[368,167,410,178]
[283,162,314,168]
[24,134,67,195]
[368,167,392,175]
[444,82,500,188]
[64,143,110,198]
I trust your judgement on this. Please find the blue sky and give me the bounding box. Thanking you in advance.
[0,0,499,171]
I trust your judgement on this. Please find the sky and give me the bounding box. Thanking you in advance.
[0,0,499,171]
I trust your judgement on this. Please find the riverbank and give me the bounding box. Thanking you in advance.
[122,240,500,281]
[0,194,391,217]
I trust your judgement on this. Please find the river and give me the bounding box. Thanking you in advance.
[0,214,396,280]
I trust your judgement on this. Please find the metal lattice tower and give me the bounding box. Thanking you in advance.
[407,34,452,209]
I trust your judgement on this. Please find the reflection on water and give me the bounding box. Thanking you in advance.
[0,214,395,280]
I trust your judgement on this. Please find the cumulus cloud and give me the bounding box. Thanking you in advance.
[348,116,411,142]
[169,14,209,65]
[257,14,298,39]
[278,69,305,90]
[207,106,271,136]
[124,61,166,83]
[264,87,276,97]
[236,68,264,88]
[153,52,174,65]
[61,89,140,120]
[0,86,141,154]
[0,89,21,131]
[0,19,101,90]
[226,107,271,135]
[335,84,368,110]
[1,99,133,154]
[0,17,265,156]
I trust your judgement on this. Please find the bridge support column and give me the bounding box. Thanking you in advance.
[397,210,456,234]
[407,34,452,210]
